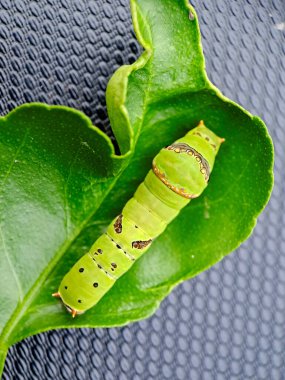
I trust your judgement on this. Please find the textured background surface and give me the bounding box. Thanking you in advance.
[1,0,284,379]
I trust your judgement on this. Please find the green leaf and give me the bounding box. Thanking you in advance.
[0,0,273,371]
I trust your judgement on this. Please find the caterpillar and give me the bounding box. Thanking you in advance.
[53,121,224,317]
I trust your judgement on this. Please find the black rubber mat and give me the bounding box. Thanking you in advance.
[1,0,284,379]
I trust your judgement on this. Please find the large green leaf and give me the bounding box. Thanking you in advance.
[0,0,273,372]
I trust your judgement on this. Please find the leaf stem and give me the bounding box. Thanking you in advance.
[0,347,7,376]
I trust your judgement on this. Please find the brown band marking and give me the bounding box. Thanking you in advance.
[114,214,123,234]
[152,164,199,199]
[166,143,210,181]
[132,239,152,249]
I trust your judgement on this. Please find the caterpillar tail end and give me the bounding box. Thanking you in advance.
[71,309,77,318]
[52,291,79,318]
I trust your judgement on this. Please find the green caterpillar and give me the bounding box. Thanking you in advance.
[53,121,224,317]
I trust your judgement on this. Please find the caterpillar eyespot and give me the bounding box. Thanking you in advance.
[53,121,224,317]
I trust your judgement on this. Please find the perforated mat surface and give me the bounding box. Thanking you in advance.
[1,0,285,379]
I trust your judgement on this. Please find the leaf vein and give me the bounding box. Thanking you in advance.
[0,226,24,302]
